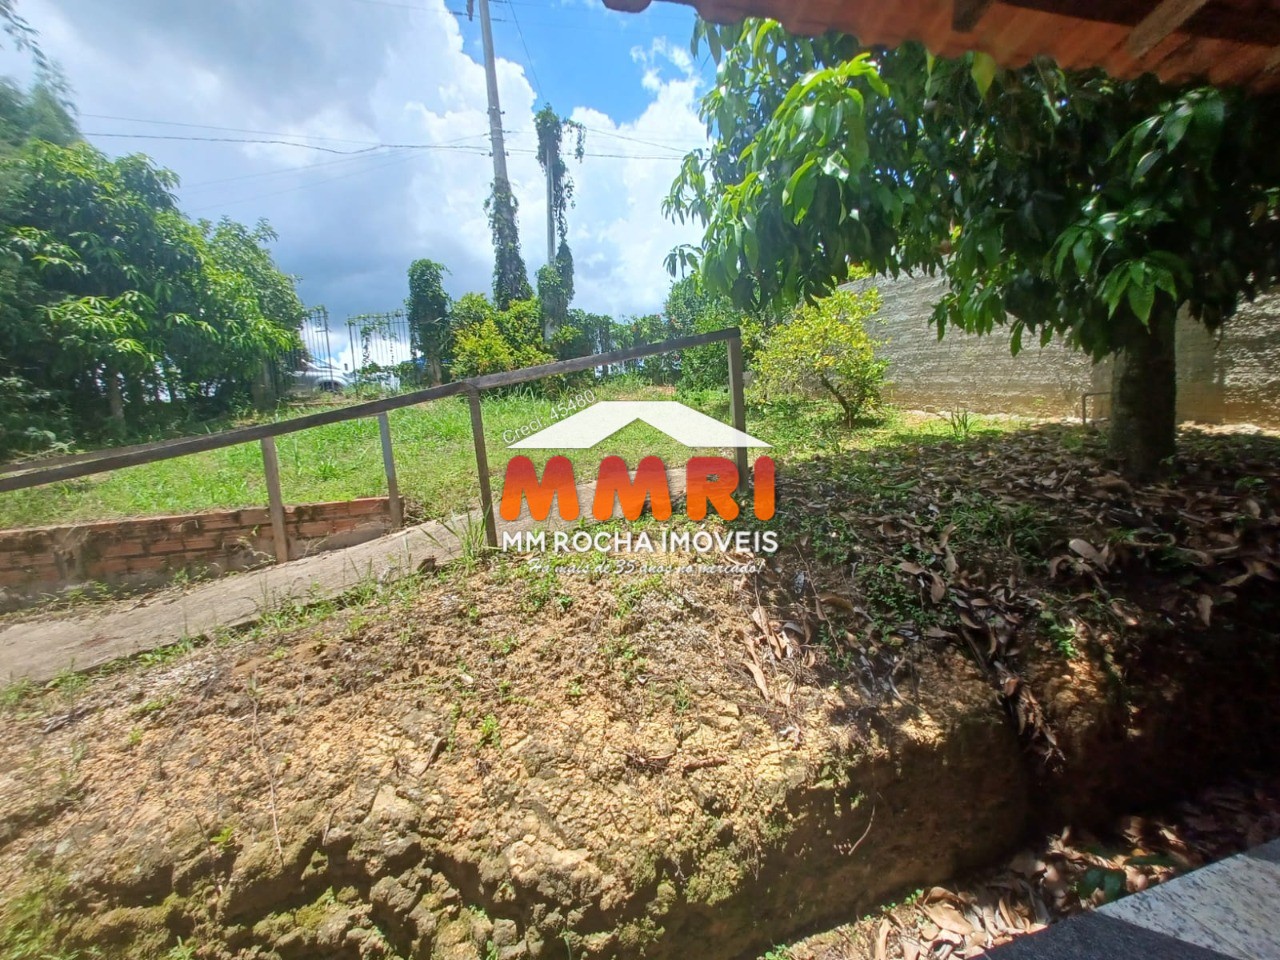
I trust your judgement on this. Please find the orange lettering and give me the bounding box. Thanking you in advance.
[593,456,672,521]
[500,455,579,521]
[686,456,739,521]
[753,456,776,520]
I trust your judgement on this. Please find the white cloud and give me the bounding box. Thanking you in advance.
[1,0,708,321]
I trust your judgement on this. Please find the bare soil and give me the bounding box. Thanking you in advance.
[0,421,1276,960]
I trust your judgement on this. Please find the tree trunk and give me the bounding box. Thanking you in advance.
[819,374,855,428]
[105,365,125,431]
[1109,304,1177,480]
[250,361,275,411]
[428,354,444,387]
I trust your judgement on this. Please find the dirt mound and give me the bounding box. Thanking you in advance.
[2,421,1278,960]
[0,561,1025,960]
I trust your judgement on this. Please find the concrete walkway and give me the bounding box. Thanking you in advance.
[0,470,690,684]
[990,839,1280,959]
[0,512,467,684]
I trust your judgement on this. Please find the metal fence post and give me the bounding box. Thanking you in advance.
[727,332,749,494]
[322,308,333,368]
[377,412,403,530]
[465,385,499,548]
[260,437,289,563]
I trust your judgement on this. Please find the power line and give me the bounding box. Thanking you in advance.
[84,131,493,155]
[505,0,543,101]
[580,125,696,153]
[326,0,477,15]
[189,150,422,213]
[84,132,384,155]
[82,116,376,146]
[493,0,690,23]
[83,119,490,149]
[182,148,402,190]
[503,125,701,155]
[85,129,691,162]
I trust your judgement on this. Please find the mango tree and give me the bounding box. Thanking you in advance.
[665,21,1280,477]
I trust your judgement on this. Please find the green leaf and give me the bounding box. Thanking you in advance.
[798,103,817,134]
[971,52,997,98]
[1073,236,1093,277]
[1133,149,1162,181]
[1163,104,1193,151]
[793,170,814,222]
[744,227,760,269]
[1101,266,1129,317]
[822,152,851,181]
[783,159,814,200]
[1127,264,1155,323]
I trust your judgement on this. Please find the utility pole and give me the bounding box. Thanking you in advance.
[475,0,509,186]
[472,0,530,309]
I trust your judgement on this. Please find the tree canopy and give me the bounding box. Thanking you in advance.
[665,20,1280,476]
[406,258,452,386]
[0,82,303,454]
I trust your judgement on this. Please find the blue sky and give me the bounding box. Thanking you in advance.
[0,0,712,343]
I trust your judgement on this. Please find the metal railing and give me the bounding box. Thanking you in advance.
[1,328,748,552]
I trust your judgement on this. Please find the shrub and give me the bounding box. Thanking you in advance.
[666,275,773,396]
[753,287,887,426]
[450,294,553,380]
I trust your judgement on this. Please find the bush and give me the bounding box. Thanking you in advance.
[753,287,888,426]
[450,295,554,380]
[666,275,774,396]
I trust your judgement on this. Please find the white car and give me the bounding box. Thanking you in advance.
[290,360,348,394]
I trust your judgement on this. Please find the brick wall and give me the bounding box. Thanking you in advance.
[0,497,400,607]
[851,274,1280,426]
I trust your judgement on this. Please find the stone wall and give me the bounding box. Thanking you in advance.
[0,496,400,607]
[852,273,1280,426]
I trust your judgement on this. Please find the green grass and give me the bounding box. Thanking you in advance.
[0,385,1022,530]
[0,383,695,527]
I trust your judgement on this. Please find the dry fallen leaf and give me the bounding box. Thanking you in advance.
[1068,538,1105,567]
[741,659,770,702]
[817,592,855,613]
[1197,594,1213,626]
[926,903,976,937]
[874,917,890,960]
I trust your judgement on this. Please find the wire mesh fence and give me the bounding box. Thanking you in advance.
[289,307,428,397]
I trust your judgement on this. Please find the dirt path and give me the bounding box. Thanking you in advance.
[0,514,463,683]
[0,470,686,684]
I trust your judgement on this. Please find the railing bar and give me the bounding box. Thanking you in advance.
[260,437,289,564]
[727,333,749,494]
[465,385,499,549]
[377,412,403,531]
[0,328,740,494]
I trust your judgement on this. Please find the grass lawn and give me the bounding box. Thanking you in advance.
[0,382,1018,529]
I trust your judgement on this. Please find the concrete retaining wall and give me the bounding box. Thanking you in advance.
[852,273,1280,425]
[0,496,400,606]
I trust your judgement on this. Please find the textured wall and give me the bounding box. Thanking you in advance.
[0,496,399,607]
[851,274,1280,426]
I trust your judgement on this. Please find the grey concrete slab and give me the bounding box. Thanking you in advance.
[986,913,1231,959]
[1101,841,1280,960]
[988,839,1280,959]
